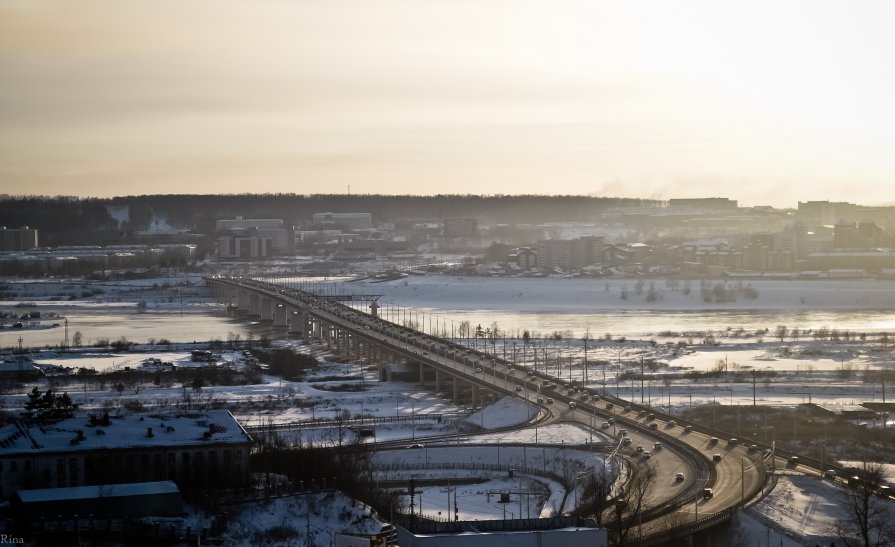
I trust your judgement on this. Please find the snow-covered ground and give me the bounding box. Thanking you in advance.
[749,474,895,546]
[375,445,616,519]
[7,273,895,545]
[190,490,388,547]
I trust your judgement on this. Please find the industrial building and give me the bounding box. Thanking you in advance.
[0,410,252,498]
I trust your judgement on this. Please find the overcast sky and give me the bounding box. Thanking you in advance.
[2,0,894,207]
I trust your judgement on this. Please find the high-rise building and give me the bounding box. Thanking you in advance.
[537,236,604,269]
[0,226,38,251]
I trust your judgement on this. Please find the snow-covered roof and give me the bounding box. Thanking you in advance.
[16,480,180,503]
[0,410,251,456]
[0,360,41,374]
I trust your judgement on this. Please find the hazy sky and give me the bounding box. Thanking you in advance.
[2,0,895,207]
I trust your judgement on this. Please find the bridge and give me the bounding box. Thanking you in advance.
[206,275,772,544]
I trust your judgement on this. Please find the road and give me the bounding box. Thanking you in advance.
[208,276,768,536]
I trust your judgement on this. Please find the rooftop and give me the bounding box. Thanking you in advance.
[0,410,251,456]
[16,480,180,504]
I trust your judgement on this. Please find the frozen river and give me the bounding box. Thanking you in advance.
[8,274,895,350]
[285,275,895,338]
[0,310,265,349]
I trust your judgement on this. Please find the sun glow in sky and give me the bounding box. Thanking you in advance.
[2,0,895,206]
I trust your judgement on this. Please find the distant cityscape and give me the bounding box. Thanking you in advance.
[2,196,895,280]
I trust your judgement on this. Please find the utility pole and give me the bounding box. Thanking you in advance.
[752,371,757,406]
[640,357,644,403]
[409,479,416,531]
[583,331,589,383]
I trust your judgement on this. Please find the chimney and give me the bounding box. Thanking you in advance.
[146,427,153,438]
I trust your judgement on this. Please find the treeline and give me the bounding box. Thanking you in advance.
[0,197,119,246]
[0,194,657,247]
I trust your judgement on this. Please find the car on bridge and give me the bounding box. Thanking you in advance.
[675,472,685,482]
[702,488,714,499]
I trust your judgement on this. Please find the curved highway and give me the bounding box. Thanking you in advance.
[207,276,769,538]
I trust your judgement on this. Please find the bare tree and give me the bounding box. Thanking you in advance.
[609,461,657,547]
[831,461,895,547]
[775,324,788,342]
[580,467,613,528]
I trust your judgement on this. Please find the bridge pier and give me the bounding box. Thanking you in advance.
[435,369,443,391]
[419,362,425,386]
[260,297,272,320]
[453,376,460,400]
[247,293,260,316]
[287,309,302,334]
[273,303,288,327]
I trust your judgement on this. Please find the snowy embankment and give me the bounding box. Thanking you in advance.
[192,490,386,547]
[465,396,538,429]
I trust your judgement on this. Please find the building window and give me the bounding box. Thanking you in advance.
[68,458,78,487]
